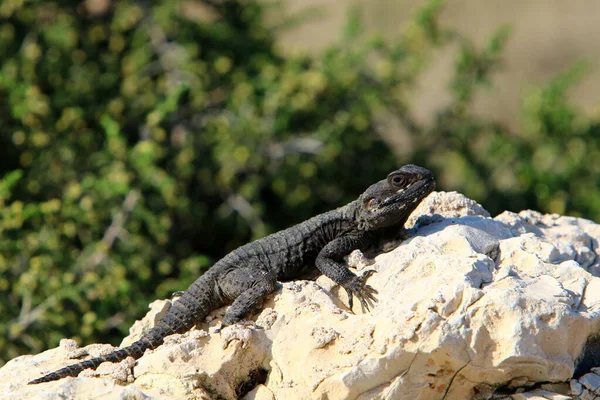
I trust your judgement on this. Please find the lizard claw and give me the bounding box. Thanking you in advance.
[344,276,378,312]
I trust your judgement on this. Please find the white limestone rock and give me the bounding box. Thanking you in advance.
[4,191,600,399]
[405,190,491,229]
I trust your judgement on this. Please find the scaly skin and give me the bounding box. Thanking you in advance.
[29,164,435,384]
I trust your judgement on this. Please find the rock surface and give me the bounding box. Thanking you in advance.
[3,191,600,399]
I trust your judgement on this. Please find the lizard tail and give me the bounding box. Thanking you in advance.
[28,280,220,385]
[27,329,164,384]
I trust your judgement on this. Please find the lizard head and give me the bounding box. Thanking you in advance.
[355,164,435,230]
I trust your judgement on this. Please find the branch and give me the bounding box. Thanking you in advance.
[225,193,266,236]
[82,189,140,272]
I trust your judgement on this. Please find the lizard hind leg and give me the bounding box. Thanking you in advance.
[216,267,277,331]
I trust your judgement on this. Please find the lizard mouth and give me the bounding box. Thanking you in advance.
[380,176,435,208]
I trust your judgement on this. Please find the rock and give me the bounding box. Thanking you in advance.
[4,191,600,399]
[540,382,570,395]
[405,191,491,229]
[495,210,600,275]
[510,389,572,399]
[242,384,276,400]
[580,373,600,394]
[580,388,598,400]
[571,379,584,396]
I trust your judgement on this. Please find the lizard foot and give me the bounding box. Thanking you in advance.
[344,276,378,312]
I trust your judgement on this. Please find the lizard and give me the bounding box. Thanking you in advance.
[29,164,435,384]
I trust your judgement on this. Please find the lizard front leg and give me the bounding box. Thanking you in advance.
[315,234,378,311]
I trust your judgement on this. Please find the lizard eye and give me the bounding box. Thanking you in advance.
[389,174,407,187]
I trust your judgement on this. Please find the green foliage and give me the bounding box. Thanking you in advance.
[396,29,600,219]
[0,0,599,365]
[0,0,402,362]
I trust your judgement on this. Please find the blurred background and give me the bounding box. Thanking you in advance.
[1,0,599,364]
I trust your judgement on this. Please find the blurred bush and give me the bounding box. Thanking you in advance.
[0,0,598,363]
